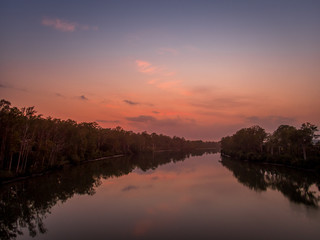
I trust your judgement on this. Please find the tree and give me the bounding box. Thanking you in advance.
[272,125,297,156]
[1,99,218,179]
[298,123,318,160]
[221,125,267,160]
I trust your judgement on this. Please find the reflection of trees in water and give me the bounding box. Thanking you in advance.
[220,156,320,207]
[0,149,214,240]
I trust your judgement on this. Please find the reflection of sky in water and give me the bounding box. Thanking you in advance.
[18,153,320,240]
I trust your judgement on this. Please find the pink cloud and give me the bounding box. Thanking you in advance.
[42,17,98,32]
[135,60,176,76]
[80,24,90,30]
[135,59,189,94]
[135,60,158,74]
[42,18,76,32]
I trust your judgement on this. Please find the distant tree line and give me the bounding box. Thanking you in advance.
[0,99,219,179]
[221,124,320,171]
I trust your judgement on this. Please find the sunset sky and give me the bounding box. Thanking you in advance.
[1,0,319,140]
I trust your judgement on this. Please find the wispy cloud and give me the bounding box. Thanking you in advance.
[42,17,98,32]
[55,93,65,97]
[96,119,120,124]
[126,115,195,127]
[0,82,27,92]
[135,60,202,97]
[135,60,158,74]
[123,99,154,107]
[79,95,88,101]
[135,60,196,96]
[135,60,175,76]
[42,17,76,32]
[122,185,139,191]
[124,99,140,105]
[126,115,156,122]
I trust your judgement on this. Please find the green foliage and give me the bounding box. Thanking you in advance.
[221,123,320,171]
[0,99,219,180]
[221,125,267,157]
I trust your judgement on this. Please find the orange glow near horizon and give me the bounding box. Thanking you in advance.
[2,51,319,140]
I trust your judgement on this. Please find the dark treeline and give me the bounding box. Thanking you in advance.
[0,150,214,240]
[0,99,219,180]
[221,124,320,171]
[220,156,320,207]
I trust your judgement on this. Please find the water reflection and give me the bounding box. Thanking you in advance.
[220,156,320,207]
[1,151,320,240]
[0,150,214,240]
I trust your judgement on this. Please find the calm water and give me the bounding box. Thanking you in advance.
[1,152,320,240]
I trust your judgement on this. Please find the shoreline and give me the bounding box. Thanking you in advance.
[220,153,318,173]
[0,148,218,185]
[0,154,125,185]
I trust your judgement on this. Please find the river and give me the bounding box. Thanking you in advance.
[1,151,319,240]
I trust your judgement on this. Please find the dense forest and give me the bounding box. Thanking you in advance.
[0,99,218,181]
[221,124,320,171]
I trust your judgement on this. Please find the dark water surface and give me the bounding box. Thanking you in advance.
[1,152,320,240]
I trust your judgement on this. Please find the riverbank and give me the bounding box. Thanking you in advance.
[1,148,219,185]
[0,154,125,185]
[221,153,320,174]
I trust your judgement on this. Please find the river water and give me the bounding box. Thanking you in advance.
[1,152,319,240]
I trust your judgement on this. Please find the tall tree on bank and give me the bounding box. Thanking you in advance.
[299,123,318,160]
[221,125,267,160]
